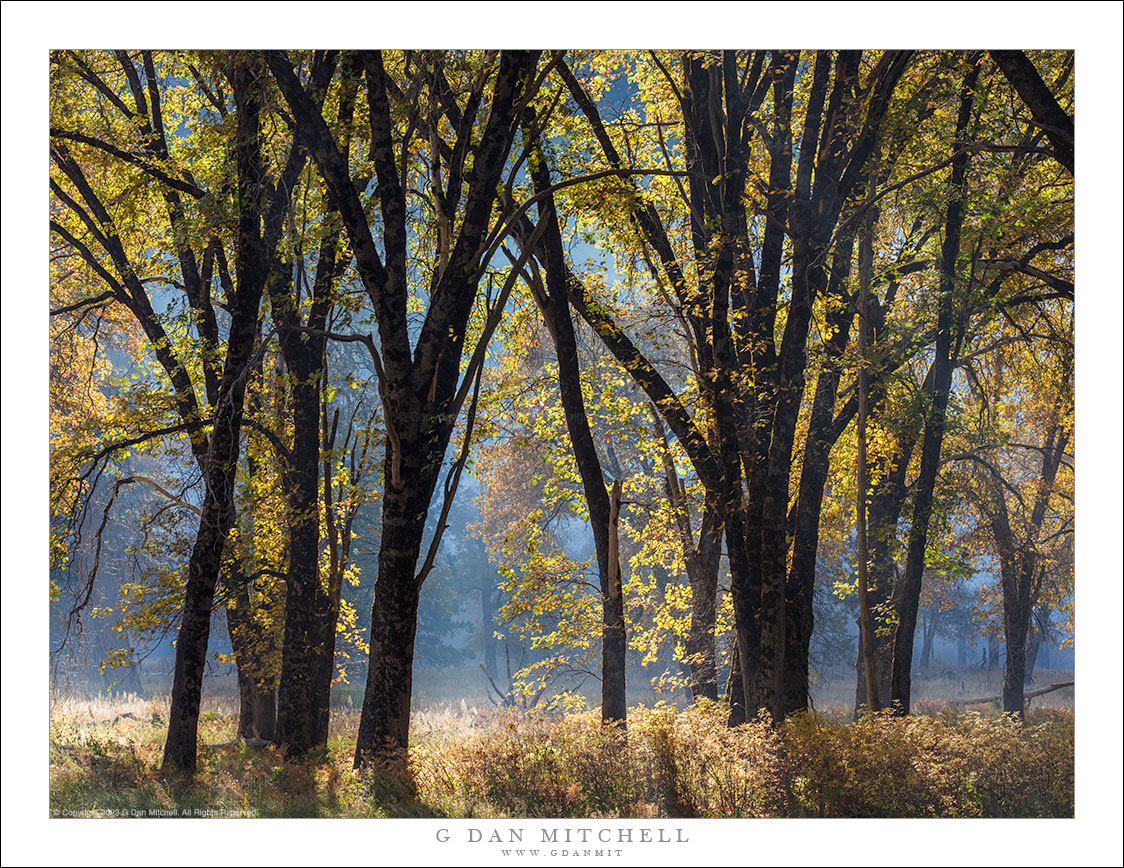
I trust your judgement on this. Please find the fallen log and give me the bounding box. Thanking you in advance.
[951,680,1074,707]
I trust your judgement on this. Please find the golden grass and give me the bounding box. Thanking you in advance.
[49,696,1073,819]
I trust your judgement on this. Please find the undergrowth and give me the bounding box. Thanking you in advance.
[49,699,1073,818]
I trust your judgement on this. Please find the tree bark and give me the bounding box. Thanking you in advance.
[164,61,270,770]
[524,128,627,726]
[683,505,722,702]
[989,51,1073,175]
[227,577,278,742]
[991,419,1070,719]
[855,211,881,714]
[726,638,746,726]
[889,56,980,715]
[652,409,722,703]
[354,470,429,763]
[782,228,857,717]
[274,352,328,754]
[919,611,936,672]
[269,50,541,767]
[603,479,628,724]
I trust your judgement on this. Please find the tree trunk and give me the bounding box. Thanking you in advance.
[726,639,746,726]
[481,583,499,679]
[783,229,857,717]
[855,363,916,713]
[163,60,273,771]
[683,506,721,702]
[855,211,881,715]
[276,355,329,754]
[990,51,1074,175]
[524,127,627,727]
[888,57,980,715]
[653,407,722,705]
[602,479,628,725]
[226,575,278,742]
[268,49,541,769]
[1025,619,1042,681]
[353,471,429,766]
[1003,600,1031,717]
[164,468,247,770]
[273,62,356,755]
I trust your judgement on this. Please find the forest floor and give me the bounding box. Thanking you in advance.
[49,670,1073,819]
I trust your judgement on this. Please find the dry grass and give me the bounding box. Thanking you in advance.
[49,689,1073,819]
[808,666,1075,713]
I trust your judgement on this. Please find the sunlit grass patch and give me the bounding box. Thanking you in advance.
[49,700,1073,818]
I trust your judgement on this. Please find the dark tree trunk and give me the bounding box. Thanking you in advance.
[312,394,360,748]
[269,50,541,768]
[855,428,914,712]
[683,506,722,702]
[602,480,628,725]
[226,573,278,742]
[889,57,980,715]
[163,62,269,771]
[1025,619,1042,681]
[553,51,909,728]
[751,50,908,722]
[234,659,277,743]
[524,131,627,726]
[275,353,329,754]
[653,406,722,704]
[990,51,1073,175]
[275,56,356,755]
[782,230,856,717]
[726,639,746,726]
[164,411,256,770]
[854,210,882,715]
[1003,597,1031,717]
[991,421,1070,719]
[354,464,432,764]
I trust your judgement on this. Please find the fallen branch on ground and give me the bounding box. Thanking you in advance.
[952,680,1074,707]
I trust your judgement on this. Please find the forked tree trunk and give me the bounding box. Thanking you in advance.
[1003,604,1031,717]
[653,408,722,704]
[274,58,356,756]
[269,49,541,769]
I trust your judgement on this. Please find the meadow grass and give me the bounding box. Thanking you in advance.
[49,690,1073,819]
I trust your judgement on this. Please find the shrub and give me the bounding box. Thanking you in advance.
[49,701,1073,818]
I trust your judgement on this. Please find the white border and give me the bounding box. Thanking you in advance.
[4,3,1121,866]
